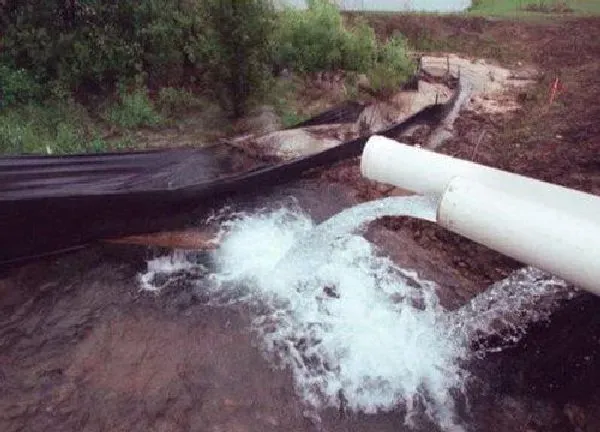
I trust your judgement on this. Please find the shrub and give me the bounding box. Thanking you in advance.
[1,1,139,90]
[368,35,416,95]
[0,65,44,108]
[274,1,414,94]
[275,0,377,73]
[342,20,378,73]
[198,0,277,118]
[105,87,162,128]
[133,0,202,85]
[0,102,96,154]
[0,0,201,92]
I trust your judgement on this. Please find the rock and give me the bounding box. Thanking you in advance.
[242,105,281,136]
[254,128,340,159]
[357,74,370,90]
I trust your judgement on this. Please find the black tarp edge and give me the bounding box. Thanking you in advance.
[0,101,448,265]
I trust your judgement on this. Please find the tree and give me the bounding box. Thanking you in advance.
[200,0,276,118]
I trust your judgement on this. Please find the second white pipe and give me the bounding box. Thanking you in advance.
[438,177,600,295]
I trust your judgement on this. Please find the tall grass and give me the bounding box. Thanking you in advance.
[104,87,162,128]
[0,101,106,154]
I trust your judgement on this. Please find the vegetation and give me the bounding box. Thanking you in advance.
[0,0,415,155]
[276,0,377,73]
[104,87,162,128]
[468,0,600,15]
[156,87,207,117]
[0,101,113,154]
[368,35,414,96]
[200,0,277,118]
[276,0,415,95]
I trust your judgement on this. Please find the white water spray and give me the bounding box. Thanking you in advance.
[140,196,574,430]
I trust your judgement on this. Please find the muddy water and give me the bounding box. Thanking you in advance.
[1,179,600,432]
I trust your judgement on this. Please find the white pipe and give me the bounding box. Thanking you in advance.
[360,135,600,294]
[360,135,600,224]
[438,177,600,294]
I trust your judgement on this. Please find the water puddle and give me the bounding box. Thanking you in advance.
[140,196,573,430]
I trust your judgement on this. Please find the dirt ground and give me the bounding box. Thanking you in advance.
[2,15,600,432]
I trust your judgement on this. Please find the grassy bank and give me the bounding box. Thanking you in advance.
[467,0,600,16]
[0,0,415,155]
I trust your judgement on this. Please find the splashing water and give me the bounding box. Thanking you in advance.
[267,195,439,294]
[452,267,574,355]
[140,196,574,430]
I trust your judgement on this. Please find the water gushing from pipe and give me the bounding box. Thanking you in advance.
[140,196,573,430]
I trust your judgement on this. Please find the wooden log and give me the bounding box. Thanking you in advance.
[103,230,219,250]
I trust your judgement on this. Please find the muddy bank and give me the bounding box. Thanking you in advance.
[0,249,307,432]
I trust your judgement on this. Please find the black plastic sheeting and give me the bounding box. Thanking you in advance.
[0,102,447,265]
[289,101,365,129]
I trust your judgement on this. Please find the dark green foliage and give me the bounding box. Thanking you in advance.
[0,0,201,92]
[1,0,275,117]
[0,65,44,107]
[104,86,162,128]
[199,0,276,117]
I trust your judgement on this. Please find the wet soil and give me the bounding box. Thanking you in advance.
[2,15,600,432]
[0,248,308,432]
[1,178,598,432]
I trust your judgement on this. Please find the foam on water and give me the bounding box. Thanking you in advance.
[207,197,466,429]
[140,196,575,430]
[139,250,199,292]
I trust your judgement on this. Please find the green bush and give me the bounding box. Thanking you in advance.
[105,87,162,128]
[199,0,277,117]
[275,0,377,73]
[0,65,44,107]
[0,102,97,154]
[368,35,416,95]
[342,20,378,73]
[157,87,205,117]
[0,0,201,91]
[2,1,137,90]
[273,0,413,93]
[133,0,203,85]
